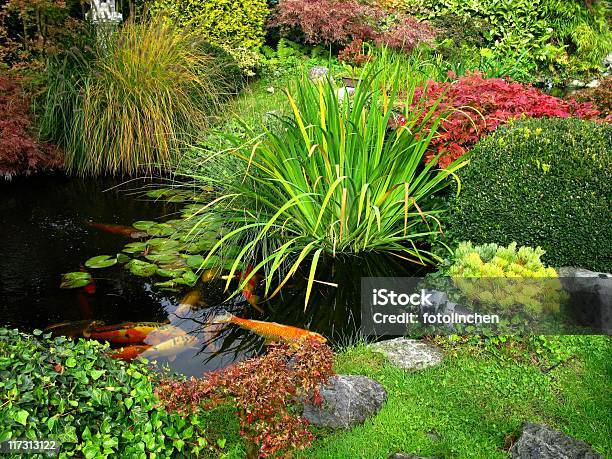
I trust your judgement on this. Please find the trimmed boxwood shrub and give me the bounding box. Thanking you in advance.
[448,118,611,272]
[0,328,216,457]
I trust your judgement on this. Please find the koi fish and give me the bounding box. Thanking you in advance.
[87,322,171,344]
[174,289,204,316]
[140,334,199,362]
[109,345,152,361]
[86,221,148,239]
[45,320,104,338]
[213,311,326,344]
[237,266,263,312]
[143,325,187,345]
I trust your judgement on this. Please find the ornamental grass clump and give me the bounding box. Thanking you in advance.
[39,20,229,176]
[181,70,467,305]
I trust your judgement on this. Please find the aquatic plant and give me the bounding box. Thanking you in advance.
[157,339,334,457]
[38,19,230,176]
[180,71,466,305]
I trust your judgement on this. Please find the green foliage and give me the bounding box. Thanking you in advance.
[0,328,216,457]
[388,0,611,75]
[38,19,229,176]
[448,118,612,272]
[441,242,564,316]
[149,0,269,74]
[178,70,467,306]
[446,242,558,278]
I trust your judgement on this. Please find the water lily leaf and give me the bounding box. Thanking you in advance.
[154,279,181,291]
[123,242,148,254]
[147,223,174,237]
[85,255,117,269]
[60,272,92,289]
[145,252,181,264]
[172,270,199,286]
[132,221,156,230]
[126,260,157,277]
[157,268,186,278]
[147,238,180,248]
[117,253,130,264]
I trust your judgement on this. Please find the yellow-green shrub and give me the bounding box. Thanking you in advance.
[149,0,268,72]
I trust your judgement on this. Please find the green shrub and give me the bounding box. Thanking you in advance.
[38,20,229,176]
[0,328,213,457]
[384,0,611,75]
[149,0,269,73]
[448,118,612,272]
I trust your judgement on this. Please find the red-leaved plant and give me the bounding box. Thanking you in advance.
[271,0,436,53]
[0,75,62,178]
[156,339,335,458]
[409,72,600,167]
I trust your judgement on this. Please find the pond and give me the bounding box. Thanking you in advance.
[0,175,430,376]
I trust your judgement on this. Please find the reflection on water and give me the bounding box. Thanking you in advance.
[0,175,431,376]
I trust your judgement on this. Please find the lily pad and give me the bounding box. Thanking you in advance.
[117,253,130,264]
[123,242,149,254]
[147,223,175,237]
[145,252,182,264]
[85,255,117,269]
[132,221,157,231]
[126,259,158,277]
[157,268,187,278]
[60,272,92,289]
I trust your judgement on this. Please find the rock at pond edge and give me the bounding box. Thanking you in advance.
[371,338,443,370]
[302,375,387,430]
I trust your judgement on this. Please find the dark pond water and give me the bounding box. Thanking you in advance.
[0,174,430,377]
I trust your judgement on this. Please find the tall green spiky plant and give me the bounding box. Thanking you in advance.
[181,70,468,306]
[39,20,229,175]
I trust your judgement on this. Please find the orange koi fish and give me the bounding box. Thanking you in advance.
[109,345,152,361]
[87,322,171,344]
[214,311,326,344]
[86,221,147,239]
[174,289,204,316]
[140,334,199,362]
[238,266,263,312]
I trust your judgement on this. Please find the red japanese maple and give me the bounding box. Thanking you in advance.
[0,75,62,177]
[411,72,600,167]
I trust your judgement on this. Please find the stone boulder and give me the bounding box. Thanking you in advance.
[302,375,386,429]
[371,338,443,370]
[557,267,611,333]
[511,423,602,458]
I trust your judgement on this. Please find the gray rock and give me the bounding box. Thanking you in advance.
[603,52,612,70]
[336,86,355,102]
[308,65,330,81]
[302,375,386,429]
[586,79,601,88]
[568,79,586,88]
[557,267,611,333]
[511,423,602,458]
[371,338,443,370]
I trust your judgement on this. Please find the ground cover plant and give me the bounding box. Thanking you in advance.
[0,328,219,457]
[177,70,467,305]
[448,117,612,272]
[410,72,600,167]
[38,19,230,176]
[157,339,334,457]
[0,74,62,177]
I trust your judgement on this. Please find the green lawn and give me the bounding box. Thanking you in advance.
[215,336,611,458]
